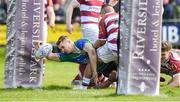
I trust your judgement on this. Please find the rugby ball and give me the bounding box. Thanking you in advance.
[35,43,53,59]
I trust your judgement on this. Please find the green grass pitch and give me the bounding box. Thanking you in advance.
[0,47,180,102]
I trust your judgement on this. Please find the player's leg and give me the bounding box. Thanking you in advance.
[81,24,99,44]
[72,24,99,85]
[82,63,92,87]
[168,73,180,87]
[93,70,117,89]
[92,61,117,89]
[71,64,86,85]
[73,63,94,89]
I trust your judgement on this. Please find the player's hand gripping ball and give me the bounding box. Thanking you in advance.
[35,43,53,59]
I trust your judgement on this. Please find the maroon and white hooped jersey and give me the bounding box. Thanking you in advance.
[161,49,180,76]
[76,0,104,25]
[99,12,119,53]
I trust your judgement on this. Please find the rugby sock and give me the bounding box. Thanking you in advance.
[71,64,86,83]
[82,77,91,86]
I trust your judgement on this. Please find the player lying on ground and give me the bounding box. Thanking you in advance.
[161,41,180,87]
[35,35,97,89]
[35,35,119,89]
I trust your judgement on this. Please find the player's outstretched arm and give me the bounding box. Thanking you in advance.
[34,44,60,62]
[47,53,60,61]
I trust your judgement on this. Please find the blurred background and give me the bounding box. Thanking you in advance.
[0,0,180,47]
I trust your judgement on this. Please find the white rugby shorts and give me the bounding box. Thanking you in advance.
[81,24,99,44]
[97,42,118,63]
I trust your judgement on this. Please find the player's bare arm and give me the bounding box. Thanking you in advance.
[83,43,98,81]
[46,0,55,28]
[109,0,118,6]
[47,53,60,61]
[66,0,80,34]
[94,39,106,49]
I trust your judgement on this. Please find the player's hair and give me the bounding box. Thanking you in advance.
[161,41,172,52]
[56,35,68,45]
[101,4,114,14]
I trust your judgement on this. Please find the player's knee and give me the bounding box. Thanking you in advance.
[168,75,180,87]
[175,75,180,87]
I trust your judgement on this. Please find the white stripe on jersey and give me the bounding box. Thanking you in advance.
[172,52,180,61]
[81,16,99,22]
[105,15,119,25]
[108,43,117,52]
[108,34,117,52]
[106,23,118,32]
[81,23,99,28]
[80,4,101,13]
[107,32,118,41]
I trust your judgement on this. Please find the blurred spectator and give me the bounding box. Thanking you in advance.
[164,0,170,4]
[172,0,180,19]
[53,0,61,10]
[163,0,180,19]
[0,0,7,23]
[71,7,80,24]
[176,0,180,5]
[52,0,66,23]
[163,0,174,19]
[0,0,6,10]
